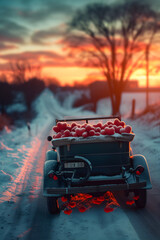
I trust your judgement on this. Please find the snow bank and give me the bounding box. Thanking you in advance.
[96,92,160,118]
[0,89,95,199]
[0,89,54,197]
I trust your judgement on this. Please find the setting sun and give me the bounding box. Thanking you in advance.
[42,67,102,86]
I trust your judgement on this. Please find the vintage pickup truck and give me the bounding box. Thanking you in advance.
[43,116,152,214]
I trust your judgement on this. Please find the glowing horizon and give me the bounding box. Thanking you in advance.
[42,66,160,87]
[1,64,160,87]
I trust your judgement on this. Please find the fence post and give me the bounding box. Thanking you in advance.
[131,99,136,119]
[27,122,31,136]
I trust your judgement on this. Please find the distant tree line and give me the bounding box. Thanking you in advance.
[0,77,45,114]
[0,60,45,119]
[0,64,109,125]
[0,67,109,122]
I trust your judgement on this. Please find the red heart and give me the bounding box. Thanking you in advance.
[101,129,106,135]
[82,131,88,138]
[85,124,93,132]
[64,129,70,137]
[114,119,121,126]
[78,207,87,213]
[124,125,132,133]
[95,127,101,132]
[96,122,103,128]
[64,209,72,215]
[104,207,114,213]
[95,132,100,136]
[71,122,77,129]
[114,125,122,134]
[89,130,95,136]
[57,122,63,131]
[53,126,59,133]
[55,132,62,138]
[61,196,67,202]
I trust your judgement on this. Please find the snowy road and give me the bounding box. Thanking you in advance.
[2,121,160,240]
[0,90,160,240]
[26,189,160,240]
[30,117,160,240]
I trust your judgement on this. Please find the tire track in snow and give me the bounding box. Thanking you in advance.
[1,132,49,240]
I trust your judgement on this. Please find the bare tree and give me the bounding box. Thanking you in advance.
[144,14,160,109]
[68,0,158,115]
[10,60,41,84]
[10,60,44,112]
[0,80,13,113]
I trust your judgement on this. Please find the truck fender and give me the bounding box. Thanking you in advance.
[43,160,60,194]
[131,154,152,189]
[46,150,57,161]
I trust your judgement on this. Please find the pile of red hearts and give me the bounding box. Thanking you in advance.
[52,118,132,139]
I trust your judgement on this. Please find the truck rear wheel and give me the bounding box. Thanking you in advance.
[47,197,60,214]
[134,189,147,208]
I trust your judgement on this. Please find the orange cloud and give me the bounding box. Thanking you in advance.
[0,35,160,87]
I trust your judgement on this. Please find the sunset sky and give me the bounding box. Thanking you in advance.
[0,0,160,87]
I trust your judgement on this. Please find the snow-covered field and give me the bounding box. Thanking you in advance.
[97,92,160,117]
[0,89,160,240]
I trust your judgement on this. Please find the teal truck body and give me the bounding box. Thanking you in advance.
[43,116,152,214]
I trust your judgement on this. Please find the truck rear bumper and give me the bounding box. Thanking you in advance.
[44,181,146,196]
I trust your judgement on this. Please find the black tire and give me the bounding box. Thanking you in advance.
[47,197,60,214]
[134,189,147,208]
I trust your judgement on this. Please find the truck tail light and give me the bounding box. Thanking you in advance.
[53,175,58,180]
[135,166,144,175]
[48,170,58,180]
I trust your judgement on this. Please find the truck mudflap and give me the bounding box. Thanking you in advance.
[44,181,146,196]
